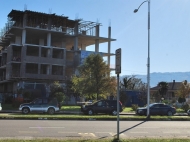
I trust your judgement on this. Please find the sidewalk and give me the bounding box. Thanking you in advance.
[0,110,188,116]
[0,110,134,115]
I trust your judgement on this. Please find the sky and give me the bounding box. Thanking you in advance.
[1,0,190,76]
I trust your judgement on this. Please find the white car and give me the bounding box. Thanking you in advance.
[0,103,2,111]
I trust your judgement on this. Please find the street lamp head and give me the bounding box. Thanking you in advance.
[134,9,138,13]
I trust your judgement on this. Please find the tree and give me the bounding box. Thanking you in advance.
[158,81,168,98]
[120,75,147,91]
[49,81,65,104]
[66,80,81,104]
[176,80,190,104]
[71,54,116,100]
[120,76,132,90]
[178,97,186,104]
[120,75,147,107]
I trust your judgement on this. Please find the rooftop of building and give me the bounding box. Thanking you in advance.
[151,80,182,91]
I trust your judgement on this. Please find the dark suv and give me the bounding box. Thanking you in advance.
[19,97,60,114]
[81,100,123,115]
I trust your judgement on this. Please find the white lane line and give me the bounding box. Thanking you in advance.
[130,132,148,133]
[95,132,112,133]
[19,131,38,133]
[163,132,180,133]
[29,127,65,129]
[136,127,159,129]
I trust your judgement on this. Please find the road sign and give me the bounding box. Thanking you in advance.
[115,48,121,74]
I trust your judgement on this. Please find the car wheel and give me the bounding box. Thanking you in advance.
[22,107,30,114]
[167,111,173,116]
[48,108,55,115]
[111,110,117,116]
[88,109,93,115]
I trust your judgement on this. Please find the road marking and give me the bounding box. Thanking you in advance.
[95,132,112,133]
[78,133,96,137]
[19,131,38,133]
[163,132,180,133]
[29,127,65,129]
[15,136,34,140]
[130,131,148,133]
[136,127,159,129]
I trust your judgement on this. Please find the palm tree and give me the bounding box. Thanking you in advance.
[158,81,168,99]
[120,77,132,90]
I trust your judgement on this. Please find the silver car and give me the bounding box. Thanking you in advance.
[19,98,60,114]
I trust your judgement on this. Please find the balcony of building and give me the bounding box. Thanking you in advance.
[24,63,64,81]
[25,45,65,65]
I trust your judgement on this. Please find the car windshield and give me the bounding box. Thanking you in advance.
[91,101,98,105]
[30,98,42,104]
[145,104,155,108]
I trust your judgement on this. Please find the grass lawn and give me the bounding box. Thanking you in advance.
[123,107,134,112]
[61,105,81,111]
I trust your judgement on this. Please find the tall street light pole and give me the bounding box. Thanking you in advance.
[134,0,150,118]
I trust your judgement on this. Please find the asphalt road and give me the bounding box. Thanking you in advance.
[0,120,190,139]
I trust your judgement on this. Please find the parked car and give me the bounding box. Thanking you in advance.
[81,100,123,115]
[187,109,190,116]
[19,98,60,114]
[136,103,176,116]
[0,103,2,111]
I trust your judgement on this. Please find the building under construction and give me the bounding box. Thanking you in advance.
[0,9,116,101]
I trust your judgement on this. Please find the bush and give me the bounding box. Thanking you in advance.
[131,104,138,111]
[181,103,189,112]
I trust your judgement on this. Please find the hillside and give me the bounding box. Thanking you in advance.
[122,72,190,87]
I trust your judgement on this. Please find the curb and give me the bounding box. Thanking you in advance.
[0,110,188,116]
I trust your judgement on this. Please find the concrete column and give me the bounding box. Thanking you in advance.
[23,13,27,27]
[62,66,65,77]
[48,17,52,30]
[48,48,51,58]
[74,21,79,51]
[47,33,51,46]
[95,24,100,52]
[39,46,41,57]
[47,65,50,75]
[108,26,111,68]
[22,29,26,44]
[49,65,52,75]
